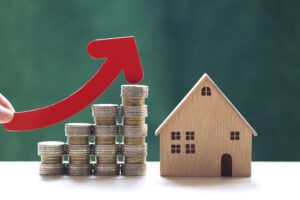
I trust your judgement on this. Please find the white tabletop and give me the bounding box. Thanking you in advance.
[0,162,299,200]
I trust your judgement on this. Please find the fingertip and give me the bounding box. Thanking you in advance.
[0,93,14,112]
[10,105,15,112]
[0,106,14,124]
[6,109,14,123]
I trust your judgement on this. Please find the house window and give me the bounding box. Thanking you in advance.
[201,87,211,96]
[186,144,196,154]
[230,131,240,140]
[171,145,181,153]
[186,131,195,140]
[171,132,180,140]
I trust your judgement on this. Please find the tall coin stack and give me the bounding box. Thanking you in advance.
[38,141,65,176]
[120,85,148,176]
[65,123,93,176]
[92,104,120,176]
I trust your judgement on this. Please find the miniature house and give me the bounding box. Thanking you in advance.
[155,74,257,177]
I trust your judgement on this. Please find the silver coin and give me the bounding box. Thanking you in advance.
[65,123,92,137]
[121,85,148,98]
[121,124,148,137]
[38,141,65,156]
[94,164,120,176]
[91,104,119,118]
[121,105,148,118]
[120,163,146,176]
[122,144,147,157]
[66,144,91,155]
[67,164,92,176]
[94,125,119,136]
[94,144,118,156]
[39,163,65,176]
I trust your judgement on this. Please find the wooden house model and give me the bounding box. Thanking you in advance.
[155,74,257,177]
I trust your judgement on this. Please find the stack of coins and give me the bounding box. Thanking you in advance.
[65,123,92,176]
[92,104,120,176]
[120,85,148,176]
[37,85,149,177]
[38,141,65,176]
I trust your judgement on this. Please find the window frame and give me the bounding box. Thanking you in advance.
[171,132,180,140]
[230,131,240,140]
[171,144,181,154]
[186,144,196,154]
[186,131,195,140]
[201,87,211,96]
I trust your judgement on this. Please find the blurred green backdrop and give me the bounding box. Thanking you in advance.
[0,0,299,161]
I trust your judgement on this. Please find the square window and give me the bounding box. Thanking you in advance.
[171,144,181,154]
[171,132,180,140]
[186,131,195,140]
[230,131,240,140]
[186,144,195,154]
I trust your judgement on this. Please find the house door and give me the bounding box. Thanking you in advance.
[221,154,232,176]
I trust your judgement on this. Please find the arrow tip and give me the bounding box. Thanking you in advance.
[87,36,144,84]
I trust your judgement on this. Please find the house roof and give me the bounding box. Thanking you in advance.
[155,73,257,136]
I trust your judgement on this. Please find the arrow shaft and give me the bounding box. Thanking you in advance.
[4,59,122,131]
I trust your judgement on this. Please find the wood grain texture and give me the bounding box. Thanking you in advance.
[156,74,256,177]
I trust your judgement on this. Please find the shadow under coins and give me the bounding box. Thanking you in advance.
[41,175,146,185]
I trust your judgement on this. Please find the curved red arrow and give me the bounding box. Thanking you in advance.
[3,36,144,131]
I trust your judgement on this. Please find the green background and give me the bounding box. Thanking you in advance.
[0,0,299,161]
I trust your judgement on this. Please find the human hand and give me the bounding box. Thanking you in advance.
[0,93,14,124]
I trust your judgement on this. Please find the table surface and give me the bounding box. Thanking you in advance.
[0,162,299,200]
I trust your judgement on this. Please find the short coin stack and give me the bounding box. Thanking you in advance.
[65,123,93,176]
[120,85,148,176]
[92,104,120,176]
[38,141,65,176]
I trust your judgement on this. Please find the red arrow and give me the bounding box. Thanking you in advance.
[3,36,144,131]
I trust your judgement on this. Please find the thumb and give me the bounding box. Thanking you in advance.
[0,105,14,124]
